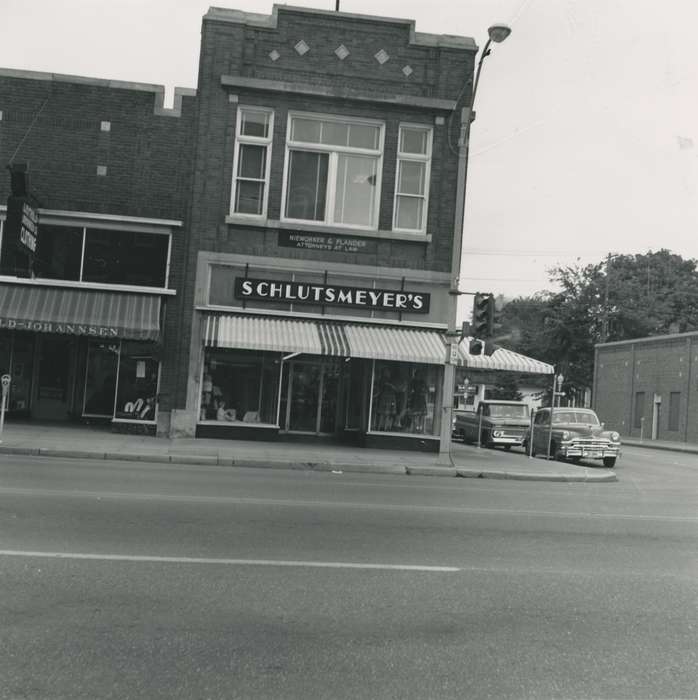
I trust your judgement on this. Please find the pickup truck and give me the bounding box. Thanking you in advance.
[453,400,530,449]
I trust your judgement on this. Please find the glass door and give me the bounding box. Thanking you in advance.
[33,335,75,420]
[288,362,321,432]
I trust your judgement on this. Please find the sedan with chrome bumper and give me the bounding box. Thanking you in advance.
[523,407,621,468]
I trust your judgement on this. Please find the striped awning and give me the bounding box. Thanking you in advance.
[204,314,446,364]
[0,284,161,340]
[456,337,553,374]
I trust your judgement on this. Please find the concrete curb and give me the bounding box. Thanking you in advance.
[623,440,698,455]
[0,446,616,482]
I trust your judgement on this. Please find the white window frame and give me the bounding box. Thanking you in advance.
[392,123,433,234]
[229,106,274,219]
[280,111,385,231]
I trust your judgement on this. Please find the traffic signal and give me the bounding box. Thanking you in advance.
[472,292,495,338]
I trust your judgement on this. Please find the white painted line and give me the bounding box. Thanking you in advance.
[0,550,460,572]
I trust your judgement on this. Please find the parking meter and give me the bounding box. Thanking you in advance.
[0,374,10,442]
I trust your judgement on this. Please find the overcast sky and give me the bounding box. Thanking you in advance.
[2,0,697,307]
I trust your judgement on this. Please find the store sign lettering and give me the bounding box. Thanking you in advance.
[5,196,39,254]
[235,278,430,313]
[0,318,119,336]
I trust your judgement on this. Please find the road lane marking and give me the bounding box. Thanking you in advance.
[0,486,696,522]
[0,549,460,572]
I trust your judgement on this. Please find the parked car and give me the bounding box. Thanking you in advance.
[523,407,620,468]
[453,400,530,449]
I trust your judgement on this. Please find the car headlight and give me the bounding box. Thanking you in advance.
[561,431,571,441]
[493,430,502,437]
[610,431,620,442]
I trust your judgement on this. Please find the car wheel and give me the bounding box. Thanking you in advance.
[603,456,617,468]
[480,432,491,448]
[504,445,512,451]
[570,456,582,464]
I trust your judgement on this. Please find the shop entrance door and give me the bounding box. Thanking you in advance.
[284,360,341,434]
[33,336,75,421]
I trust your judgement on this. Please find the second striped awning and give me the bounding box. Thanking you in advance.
[203,314,447,365]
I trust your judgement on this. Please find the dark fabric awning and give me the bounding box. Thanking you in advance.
[204,314,447,364]
[0,284,161,340]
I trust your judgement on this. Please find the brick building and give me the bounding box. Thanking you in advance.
[0,69,196,433]
[594,332,698,443]
[1,5,549,451]
[168,5,477,451]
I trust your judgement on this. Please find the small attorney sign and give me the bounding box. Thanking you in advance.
[235,278,430,313]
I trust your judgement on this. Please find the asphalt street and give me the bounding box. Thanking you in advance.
[0,445,696,699]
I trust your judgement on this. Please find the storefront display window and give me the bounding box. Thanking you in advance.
[10,334,34,412]
[83,342,119,417]
[114,342,159,422]
[200,350,280,426]
[370,361,441,436]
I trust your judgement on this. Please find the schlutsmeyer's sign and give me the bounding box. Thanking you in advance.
[5,196,38,255]
[235,278,430,313]
[278,231,377,255]
[0,318,119,337]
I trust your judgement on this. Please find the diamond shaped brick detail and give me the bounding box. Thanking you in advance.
[335,44,350,60]
[402,65,413,77]
[294,40,310,56]
[269,49,280,62]
[374,49,389,65]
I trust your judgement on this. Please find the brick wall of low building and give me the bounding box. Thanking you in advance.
[0,70,197,419]
[594,333,698,442]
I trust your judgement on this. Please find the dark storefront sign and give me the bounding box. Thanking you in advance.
[235,277,430,313]
[0,318,119,337]
[278,231,377,255]
[5,196,39,255]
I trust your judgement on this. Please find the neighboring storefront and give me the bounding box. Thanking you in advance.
[0,210,179,432]
[184,252,450,451]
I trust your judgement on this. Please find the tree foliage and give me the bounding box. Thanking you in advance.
[496,249,698,397]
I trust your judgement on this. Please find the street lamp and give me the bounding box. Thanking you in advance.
[439,23,512,457]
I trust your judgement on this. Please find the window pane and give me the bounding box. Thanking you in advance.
[83,229,169,287]
[334,154,377,227]
[400,127,429,155]
[397,160,425,195]
[83,342,119,416]
[240,109,269,138]
[201,350,280,425]
[349,123,380,150]
[285,150,328,220]
[395,195,423,230]
[235,181,264,215]
[321,120,349,147]
[114,344,159,421]
[237,144,266,179]
[291,117,322,143]
[35,224,82,281]
[371,361,440,435]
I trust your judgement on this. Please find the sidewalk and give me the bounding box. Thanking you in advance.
[0,422,617,483]
[623,436,698,455]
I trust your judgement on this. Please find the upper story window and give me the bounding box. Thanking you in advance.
[393,124,432,233]
[33,224,170,288]
[230,107,274,217]
[282,113,384,230]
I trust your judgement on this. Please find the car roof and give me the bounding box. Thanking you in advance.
[537,407,596,413]
[481,400,527,405]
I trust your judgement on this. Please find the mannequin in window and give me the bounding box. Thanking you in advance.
[407,368,428,433]
[216,400,236,422]
[375,367,397,431]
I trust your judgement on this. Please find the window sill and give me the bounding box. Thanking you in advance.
[0,275,176,296]
[197,419,279,428]
[225,215,431,243]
